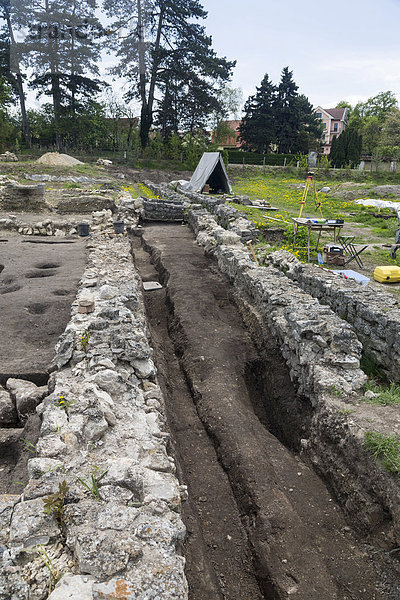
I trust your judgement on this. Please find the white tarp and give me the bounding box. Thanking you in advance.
[354,198,400,214]
[186,152,232,194]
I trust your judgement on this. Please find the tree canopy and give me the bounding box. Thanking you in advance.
[105,0,235,148]
[239,67,322,154]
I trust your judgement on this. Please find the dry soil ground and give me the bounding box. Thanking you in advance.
[0,233,86,384]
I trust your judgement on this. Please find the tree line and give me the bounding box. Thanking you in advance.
[0,0,236,153]
[331,92,400,166]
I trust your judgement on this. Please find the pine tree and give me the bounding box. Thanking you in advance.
[274,67,299,153]
[0,0,31,147]
[332,132,346,167]
[105,0,235,149]
[13,0,103,149]
[329,135,338,166]
[346,128,362,166]
[238,73,276,153]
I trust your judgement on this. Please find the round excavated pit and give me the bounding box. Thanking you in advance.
[26,270,56,278]
[34,261,61,269]
[26,302,51,315]
[0,284,22,295]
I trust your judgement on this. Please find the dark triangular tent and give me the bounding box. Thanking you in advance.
[186,152,232,194]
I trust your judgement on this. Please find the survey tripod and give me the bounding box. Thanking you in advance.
[297,171,323,219]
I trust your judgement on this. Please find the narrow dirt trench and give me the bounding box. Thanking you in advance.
[131,223,392,600]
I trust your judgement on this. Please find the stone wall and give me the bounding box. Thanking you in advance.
[0,183,48,212]
[0,232,187,599]
[142,198,185,221]
[187,207,400,543]
[144,181,258,241]
[269,250,400,382]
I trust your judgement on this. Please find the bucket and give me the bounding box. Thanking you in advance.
[113,221,125,234]
[78,223,90,236]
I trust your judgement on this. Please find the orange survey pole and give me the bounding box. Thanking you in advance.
[298,171,323,219]
[298,172,312,218]
[247,240,258,265]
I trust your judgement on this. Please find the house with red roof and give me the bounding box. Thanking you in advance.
[212,120,242,149]
[314,107,349,155]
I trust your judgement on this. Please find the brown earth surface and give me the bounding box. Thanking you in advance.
[0,232,86,383]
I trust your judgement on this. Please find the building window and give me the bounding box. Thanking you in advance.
[333,123,338,132]
[316,112,322,118]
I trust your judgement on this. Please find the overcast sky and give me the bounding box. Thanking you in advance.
[24,0,400,113]
[200,0,400,110]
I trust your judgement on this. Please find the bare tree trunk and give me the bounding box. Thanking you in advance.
[3,5,31,147]
[51,73,62,151]
[139,1,165,149]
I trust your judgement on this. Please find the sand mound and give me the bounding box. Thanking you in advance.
[36,152,84,166]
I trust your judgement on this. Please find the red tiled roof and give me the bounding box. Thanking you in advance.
[324,108,347,120]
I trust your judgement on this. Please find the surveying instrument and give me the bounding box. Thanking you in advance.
[297,171,323,219]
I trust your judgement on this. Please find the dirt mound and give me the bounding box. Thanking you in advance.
[36,152,84,166]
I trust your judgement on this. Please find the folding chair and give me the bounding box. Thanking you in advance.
[338,236,368,269]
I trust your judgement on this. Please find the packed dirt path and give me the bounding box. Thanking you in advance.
[132,223,393,600]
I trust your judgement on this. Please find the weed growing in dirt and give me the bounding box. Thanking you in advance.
[77,466,108,500]
[364,432,400,475]
[329,385,344,397]
[338,408,355,415]
[43,480,69,527]
[363,381,400,406]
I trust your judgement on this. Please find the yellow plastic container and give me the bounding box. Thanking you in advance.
[374,266,400,283]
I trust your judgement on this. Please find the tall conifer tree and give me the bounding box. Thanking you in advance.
[239,74,276,153]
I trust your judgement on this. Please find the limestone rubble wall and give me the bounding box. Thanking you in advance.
[0,233,187,600]
[144,181,258,241]
[269,250,400,382]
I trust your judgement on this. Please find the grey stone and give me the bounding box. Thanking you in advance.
[0,571,30,600]
[6,379,47,421]
[0,494,20,545]
[52,329,75,369]
[132,358,156,379]
[0,388,17,425]
[10,498,59,544]
[47,574,95,600]
[70,528,142,578]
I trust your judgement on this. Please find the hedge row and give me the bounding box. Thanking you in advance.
[227,150,299,166]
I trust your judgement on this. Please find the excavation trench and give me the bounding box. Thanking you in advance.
[131,223,391,600]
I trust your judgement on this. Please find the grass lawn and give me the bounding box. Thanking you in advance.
[230,172,400,276]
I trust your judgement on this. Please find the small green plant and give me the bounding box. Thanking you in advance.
[55,395,75,413]
[43,480,69,526]
[77,466,108,500]
[364,431,400,475]
[80,330,90,353]
[329,385,343,397]
[35,545,61,595]
[360,353,388,382]
[363,380,400,406]
[338,408,355,415]
[22,438,37,454]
